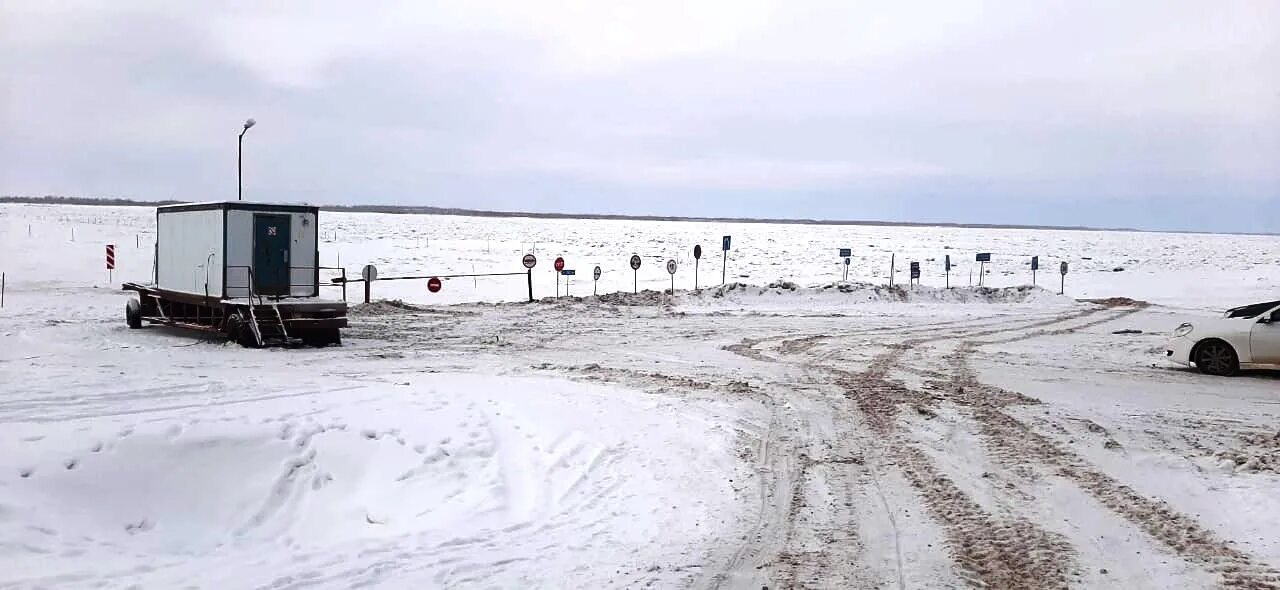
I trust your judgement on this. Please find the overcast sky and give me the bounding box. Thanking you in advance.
[2,1,1277,232]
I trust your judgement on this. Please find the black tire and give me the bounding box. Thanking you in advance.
[1196,340,1239,376]
[126,298,143,329]
[226,313,260,348]
[302,328,341,347]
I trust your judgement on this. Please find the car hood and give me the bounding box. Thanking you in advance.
[1174,316,1255,336]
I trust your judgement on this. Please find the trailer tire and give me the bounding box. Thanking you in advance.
[126,298,143,329]
[302,328,341,347]
[225,313,261,348]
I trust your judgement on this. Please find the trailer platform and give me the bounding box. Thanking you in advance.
[122,282,348,347]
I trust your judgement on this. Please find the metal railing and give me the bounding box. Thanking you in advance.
[225,265,347,300]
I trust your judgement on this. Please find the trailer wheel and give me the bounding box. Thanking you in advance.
[126,298,143,329]
[303,328,341,347]
[225,313,261,348]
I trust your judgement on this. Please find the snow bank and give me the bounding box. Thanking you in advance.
[0,374,746,588]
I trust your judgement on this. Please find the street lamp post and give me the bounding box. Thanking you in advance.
[238,118,256,201]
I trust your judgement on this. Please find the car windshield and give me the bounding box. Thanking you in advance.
[1224,300,1280,318]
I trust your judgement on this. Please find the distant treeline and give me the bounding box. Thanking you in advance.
[0,194,1145,233]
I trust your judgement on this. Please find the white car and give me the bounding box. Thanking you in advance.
[1166,300,1280,376]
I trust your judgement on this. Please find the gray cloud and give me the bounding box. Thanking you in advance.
[1,0,1277,232]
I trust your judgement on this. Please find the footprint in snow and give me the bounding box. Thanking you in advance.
[19,468,34,479]
[64,459,78,470]
[90,442,103,453]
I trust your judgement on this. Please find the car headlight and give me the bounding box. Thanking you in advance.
[1173,323,1194,338]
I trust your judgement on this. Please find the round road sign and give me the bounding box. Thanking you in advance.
[593,266,602,280]
[844,257,851,266]
[693,245,702,260]
[523,254,537,269]
[362,264,378,282]
[554,257,565,272]
[1060,261,1069,275]
[427,276,442,293]
[629,255,642,270]
[666,259,677,275]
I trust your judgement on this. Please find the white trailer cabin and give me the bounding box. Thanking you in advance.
[123,202,346,347]
[155,202,319,299]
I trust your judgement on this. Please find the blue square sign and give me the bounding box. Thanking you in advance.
[722,235,732,251]
[839,248,852,258]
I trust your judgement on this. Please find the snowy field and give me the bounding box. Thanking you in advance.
[1,203,1279,589]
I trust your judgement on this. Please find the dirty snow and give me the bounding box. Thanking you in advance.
[1,203,1279,589]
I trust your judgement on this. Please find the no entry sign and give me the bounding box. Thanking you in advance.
[427,276,442,293]
[554,257,565,272]
[629,255,642,270]
[105,245,115,270]
[523,254,537,269]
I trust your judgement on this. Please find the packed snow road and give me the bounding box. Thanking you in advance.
[2,285,1279,589]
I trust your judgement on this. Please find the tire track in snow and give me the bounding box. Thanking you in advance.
[938,309,1280,589]
[728,310,1105,589]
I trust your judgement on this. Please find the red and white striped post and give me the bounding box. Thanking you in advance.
[106,244,116,284]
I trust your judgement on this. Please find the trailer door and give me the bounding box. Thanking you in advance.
[252,214,291,296]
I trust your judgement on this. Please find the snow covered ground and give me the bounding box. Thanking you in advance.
[1,203,1278,589]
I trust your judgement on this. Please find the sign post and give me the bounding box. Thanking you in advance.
[693,245,702,291]
[666,259,677,294]
[975,253,991,287]
[554,256,565,297]
[839,248,852,281]
[945,254,952,289]
[889,253,895,288]
[106,244,116,284]
[523,254,537,302]
[361,264,377,303]
[593,265,602,295]
[721,236,731,285]
[910,261,921,289]
[561,269,575,296]
[1059,261,1069,295]
[630,254,642,293]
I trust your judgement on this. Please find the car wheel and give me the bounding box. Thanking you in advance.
[1196,340,1238,376]
[126,298,143,329]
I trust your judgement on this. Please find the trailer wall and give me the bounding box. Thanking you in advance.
[156,209,225,297]
[225,209,318,298]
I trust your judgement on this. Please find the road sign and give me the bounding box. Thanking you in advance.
[1060,261,1069,275]
[722,236,732,251]
[666,259,677,275]
[362,264,377,282]
[693,245,702,260]
[561,269,576,276]
[976,253,991,262]
[844,257,851,265]
[554,257,565,272]
[427,276,442,293]
[523,254,537,269]
[1031,256,1040,271]
[910,262,921,279]
[945,254,952,270]
[593,266,602,280]
[839,248,852,258]
[106,245,115,270]
[630,255,642,270]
